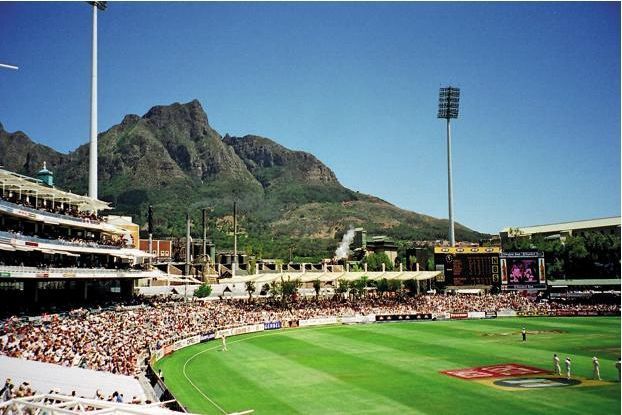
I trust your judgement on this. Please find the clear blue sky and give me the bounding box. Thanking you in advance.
[0,2,619,234]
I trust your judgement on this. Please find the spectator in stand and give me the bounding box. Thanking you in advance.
[0,293,618,377]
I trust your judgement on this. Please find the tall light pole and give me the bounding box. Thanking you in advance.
[0,63,19,70]
[87,1,106,200]
[437,86,460,247]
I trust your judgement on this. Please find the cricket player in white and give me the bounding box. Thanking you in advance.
[221,335,228,352]
[616,357,621,382]
[592,356,601,380]
[553,354,561,376]
[565,357,571,379]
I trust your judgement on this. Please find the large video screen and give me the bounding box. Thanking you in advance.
[506,258,538,284]
[500,252,546,290]
[434,247,500,287]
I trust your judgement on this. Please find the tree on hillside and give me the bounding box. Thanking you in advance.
[336,278,350,298]
[349,277,368,299]
[403,279,418,295]
[280,276,302,307]
[376,278,389,297]
[365,252,394,271]
[426,257,435,271]
[312,278,322,299]
[245,280,256,300]
[388,279,402,294]
[194,283,212,298]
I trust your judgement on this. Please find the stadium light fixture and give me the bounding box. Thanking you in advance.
[86,1,106,201]
[0,63,19,70]
[437,86,460,247]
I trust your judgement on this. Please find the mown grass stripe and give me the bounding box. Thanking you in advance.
[155,317,620,415]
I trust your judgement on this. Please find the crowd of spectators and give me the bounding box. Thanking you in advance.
[0,377,149,410]
[1,227,127,250]
[0,293,618,377]
[1,193,103,224]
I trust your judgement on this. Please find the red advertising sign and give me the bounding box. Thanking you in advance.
[441,363,549,380]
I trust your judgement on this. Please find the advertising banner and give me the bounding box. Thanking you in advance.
[172,335,200,351]
[485,311,497,319]
[152,348,165,362]
[450,313,469,320]
[200,332,215,342]
[375,313,433,322]
[162,344,174,356]
[264,321,282,330]
[216,324,265,339]
[468,312,486,319]
[299,317,338,327]
[339,314,376,324]
[496,310,517,317]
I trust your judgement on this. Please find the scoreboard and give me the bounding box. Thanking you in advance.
[500,251,546,290]
[434,247,501,286]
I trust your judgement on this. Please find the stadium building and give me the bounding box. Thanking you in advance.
[0,166,160,311]
[499,217,621,243]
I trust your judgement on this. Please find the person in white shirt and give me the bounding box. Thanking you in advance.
[565,357,572,379]
[592,356,601,380]
[553,354,561,376]
[221,335,228,352]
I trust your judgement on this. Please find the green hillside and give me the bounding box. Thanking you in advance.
[0,100,488,260]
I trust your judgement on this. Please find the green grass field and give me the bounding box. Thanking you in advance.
[155,317,621,415]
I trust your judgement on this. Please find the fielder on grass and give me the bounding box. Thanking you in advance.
[553,354,561,376]
[592,356,601,380]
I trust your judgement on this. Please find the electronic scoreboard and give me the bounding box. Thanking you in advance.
[499,251,546,290]
[434,246,501,286]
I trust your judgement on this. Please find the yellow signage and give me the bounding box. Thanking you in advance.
[434,246,501,254]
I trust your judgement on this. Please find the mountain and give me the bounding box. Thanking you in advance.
[0,101,488,261]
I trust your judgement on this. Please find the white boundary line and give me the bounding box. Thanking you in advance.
[181,326,344,414]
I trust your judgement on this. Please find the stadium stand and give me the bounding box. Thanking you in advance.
[0,355,145,401]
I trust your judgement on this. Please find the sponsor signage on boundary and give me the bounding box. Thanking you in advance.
[216,323,265,339]
[433,312,450,320]
[153,348,165,362]
[173,335,200,351]
[162,344,174,356]
[485,311,497,319]
[0,272,10,277]
[299,317,338,327]
[340,314,376,324]
[496,310,517,317]
[492,377,581,389]
[450,313,469,320]
[200,332,215,342]
[441,363,549,380]
[375,313,433,322]
[264,321,281,330]
[468,311,485,319]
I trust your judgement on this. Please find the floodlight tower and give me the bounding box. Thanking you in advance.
[87,1,107,200]
[437,86,460,247]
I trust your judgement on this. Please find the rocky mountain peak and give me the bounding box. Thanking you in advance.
[143,99,210,132]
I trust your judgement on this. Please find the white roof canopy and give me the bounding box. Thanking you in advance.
[224,271,441,285]
[0,169,110,212]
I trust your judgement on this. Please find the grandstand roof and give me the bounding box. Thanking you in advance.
[0,168,110,211]
[501,217,621,236]
[224,270,441,284]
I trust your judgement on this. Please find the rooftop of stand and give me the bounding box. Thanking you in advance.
[0,168,110,212]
